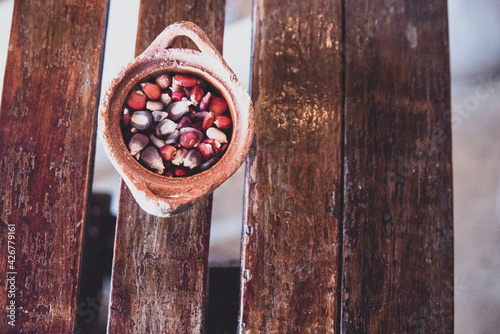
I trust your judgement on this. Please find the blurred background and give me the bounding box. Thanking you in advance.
[0,0,499,332]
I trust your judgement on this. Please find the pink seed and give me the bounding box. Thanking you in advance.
[171,90,186,102]
[127,90,147,110]
[190,85,204,106]
[173,74,197,87]
[173,167,189,177]
[214,115,232,129]
[197,141,216,160]
[208,97,227,115]
[155,74,171,90]
[180,127,204,142]
[199,92,212,111]
[180,132,198,148]
[160,144,177,161]
[202,112,216,131]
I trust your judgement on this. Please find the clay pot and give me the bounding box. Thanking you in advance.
[99,21,254,217]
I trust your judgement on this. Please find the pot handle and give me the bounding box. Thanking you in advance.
[125,176,191,217]
[143,21,223,62]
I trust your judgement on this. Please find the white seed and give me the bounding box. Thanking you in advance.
[151,110,169,122]
[160,93,172,107]
[128,133,149,156]
[149,133,165,148]
[183,149,203,169]
[165,130,180,145]
[166,101,189,121]
[156,119,177,138]
[140,146,165,174]
[146,101,164,111]
[155,74,171,90]
[131,110,152,130]
[171,148,188,166]
[206,127,228,144]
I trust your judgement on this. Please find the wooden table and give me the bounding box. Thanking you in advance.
[0,0,453,333]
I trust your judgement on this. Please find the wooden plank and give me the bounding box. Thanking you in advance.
[107,1,225,333]
[341,0,453,333]
[240,0,343,332]
[0,0,109,332]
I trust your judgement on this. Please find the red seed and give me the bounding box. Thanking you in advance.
[207,138,222,155]
[209,97,227,115]
[122,108,131,127]
[173,167,189,177]
[141,82,161,100]
[173,74,197,87]
[199,92,212,111]
[160,145,177,161]
[190,85,204,106]
[127,90,147,110]
[214,115,232,129]
[180,132,198,148]
[171,90,186,102]
[202,112,216,131]
[197,141,216,160]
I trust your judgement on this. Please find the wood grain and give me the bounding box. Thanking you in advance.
[0,0,109,333]
[341,0,454,333]
[240,0,343,332]
[107,0,225,333]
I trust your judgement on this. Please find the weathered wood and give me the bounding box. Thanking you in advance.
[0,0,109,333]
[341,0,453,333]
[240,0,343,332]
[107,1,225,333]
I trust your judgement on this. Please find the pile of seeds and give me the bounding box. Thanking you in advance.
[121,73,232,177]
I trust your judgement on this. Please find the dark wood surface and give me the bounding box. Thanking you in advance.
[0,0,454,332]
[107,0,225,333]
[240,0,344,332]
[0,0,109,333]
[341,0,453,333]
